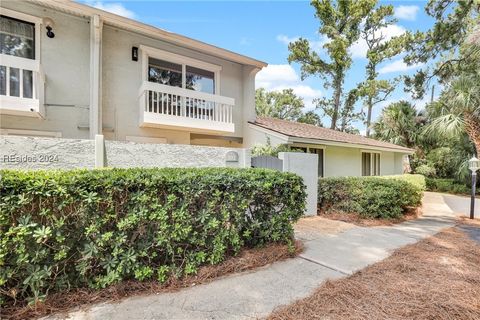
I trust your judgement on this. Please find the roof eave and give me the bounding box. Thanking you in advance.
[249,122,415,154]
[27,0,268,68]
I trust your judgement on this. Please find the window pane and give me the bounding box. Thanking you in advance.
[9,67,19,97]
[362,153,371,176]
[0,16,35,59]
[0,66,5,95]
[186,65,214,94]
[148,58,182,87]
[23,69,32,98]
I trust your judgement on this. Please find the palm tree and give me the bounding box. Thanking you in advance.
[426,73,480,156]
[372,100,426,148]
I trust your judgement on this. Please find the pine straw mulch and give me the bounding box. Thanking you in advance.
[318,207,422,227]
[3,240,303,320]
[268,224,480,320]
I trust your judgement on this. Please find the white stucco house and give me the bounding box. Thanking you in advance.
[0,0,412,176]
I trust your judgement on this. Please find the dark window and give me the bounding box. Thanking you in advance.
[309,148,324,177]
[186,65,214,94]
[362,152,380,176]
[0,15,35,59]
[148,57,182,87]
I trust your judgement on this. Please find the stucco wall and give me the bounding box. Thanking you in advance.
[101,25,248,144]
[0,1,91,139]
[0,136,250,170]
[1,2,257,146]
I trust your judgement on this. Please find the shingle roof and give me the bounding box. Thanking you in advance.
[250,117,414,153]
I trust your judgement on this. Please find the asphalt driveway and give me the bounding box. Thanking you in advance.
[441,193,480,217]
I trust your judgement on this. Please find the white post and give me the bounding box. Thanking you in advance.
[89,14,102,139]
[279,152,318,216]
[94,134,105,168]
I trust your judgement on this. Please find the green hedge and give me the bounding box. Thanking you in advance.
[426,178,479,195]
[0,168,306,306]
[318,175,424,219]
[379,174,426,191]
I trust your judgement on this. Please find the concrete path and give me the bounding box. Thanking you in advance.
[47,192,457,320]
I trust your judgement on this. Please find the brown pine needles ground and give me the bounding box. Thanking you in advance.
[2,241,303,320]
[268,222,480,320]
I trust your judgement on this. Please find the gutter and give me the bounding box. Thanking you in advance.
[248,122,415,154]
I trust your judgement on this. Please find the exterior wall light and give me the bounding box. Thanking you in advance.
[43,17,55,38]
[468,156,480,219]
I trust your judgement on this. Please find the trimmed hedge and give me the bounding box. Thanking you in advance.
[379,174,426,191]
[0,168,306,306]
[318,175,425,219]
[426,178,479,195]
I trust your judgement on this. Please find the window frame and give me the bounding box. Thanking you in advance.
[0,8,42,62]
[140,45,221,95]
[291,143,326,178]
[361,151,381,176]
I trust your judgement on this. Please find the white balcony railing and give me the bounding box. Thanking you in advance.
[0,54,44,117]
[138,81,235,133]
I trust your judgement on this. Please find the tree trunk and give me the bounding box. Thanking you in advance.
[464,113,480,157]
[365,96,373,137]
[331,74,343,130]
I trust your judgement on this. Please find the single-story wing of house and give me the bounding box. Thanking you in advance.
[246,117,414,177]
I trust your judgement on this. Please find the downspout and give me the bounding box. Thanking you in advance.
[89,14,102,138]
[242,66,262,148]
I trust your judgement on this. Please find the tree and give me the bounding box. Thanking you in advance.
[255,88,304,121]
[288,0,377,130]
[357,4,407,136]
[372,100,425,148]
[403,0,480,98]
[297,111,323,126]
[426,72,480,156]
[255,88,324,127]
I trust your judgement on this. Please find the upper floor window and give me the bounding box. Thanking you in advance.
[143,46,220,95]
[0,15,35,60]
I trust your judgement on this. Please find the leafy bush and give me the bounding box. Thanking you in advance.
[251,138,305,157]
[0,168,306,306]
[381,174,426,191]
[415,164,437,178]
[426,178,479,195]
[318,175,424,219]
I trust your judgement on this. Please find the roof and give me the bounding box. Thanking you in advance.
[250,117,414,153]
[27,0,267,68]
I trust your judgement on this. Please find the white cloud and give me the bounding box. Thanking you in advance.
[89,1,136,19]
[351,24,406,59]
[378,59,423,74]
[394,5,420,21]
[256,64,322,110]
[276,34,327,52]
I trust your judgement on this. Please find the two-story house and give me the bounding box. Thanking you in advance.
[0,0,266,147]
[1,0,413,176]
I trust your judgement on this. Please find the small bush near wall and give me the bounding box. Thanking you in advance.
[318,175,425,219]
[426,178,479,195]
[380,174,426,191]
[0,168,306,307]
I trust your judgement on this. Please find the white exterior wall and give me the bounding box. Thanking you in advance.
[101,25,249,144]
[0,1,91,138]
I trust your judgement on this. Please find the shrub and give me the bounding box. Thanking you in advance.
[381,174,426,191]
[318,175,424,219]
[426,178,478,195]
[0,168,306,306]
[415,164,437,178]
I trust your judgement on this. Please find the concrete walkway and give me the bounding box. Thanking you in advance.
[48,192,457,320]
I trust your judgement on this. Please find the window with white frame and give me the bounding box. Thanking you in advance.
[144,47,219,95]
[362,152,381,176]
[0,10,41,101]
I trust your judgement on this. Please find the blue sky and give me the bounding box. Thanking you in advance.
[84,0,436,133]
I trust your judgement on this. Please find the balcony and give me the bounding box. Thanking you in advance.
[0,55,44,118]
[138,81,235,133]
